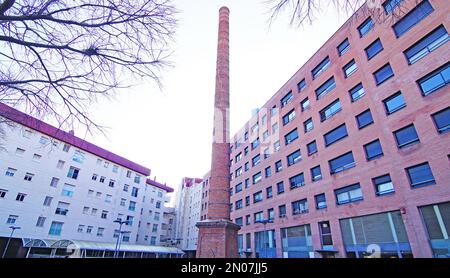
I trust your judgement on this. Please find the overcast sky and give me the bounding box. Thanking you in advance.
[83,0,351,201]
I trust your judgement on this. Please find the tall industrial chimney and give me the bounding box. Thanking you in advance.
[196,6,240,258]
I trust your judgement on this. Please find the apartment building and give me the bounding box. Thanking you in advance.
[174,177,203,257]
[0,102,178,257]
[201,0,450,258]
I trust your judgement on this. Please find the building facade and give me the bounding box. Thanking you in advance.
[0,103,177,257]
[174,177,203,256]
[202,0,450,258]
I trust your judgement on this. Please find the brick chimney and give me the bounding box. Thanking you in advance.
[196,6,240,258]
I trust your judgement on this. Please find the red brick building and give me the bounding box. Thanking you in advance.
[200,0,450,258]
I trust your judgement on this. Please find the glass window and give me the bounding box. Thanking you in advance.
[417,62,450,96]
[265,167,271,178]
[289,173,305,190]
[356,109,374,129]
[432,107,450,134]
[49,222,63,235]
[301,97,310,111]
[284,128,298,145]
[335,183,363,205]
[324,124,348,146]
[67,166,79,179]
[383,91,406,114]
[279,205,287,218]
[358,17,374,37]
[307,140,317,155]
[404,25,449,65]
[253,191,263,203]
[320,99,341,121]
[373,174,395,195]
[281,91,293,107]
[304,118,313,133]
[383,0,403,14]
[374,63,394,86]
[287,149,302,166]
[298,79,307,92]
[406,162,435,187]
[235,200,243,210]
[329,151,355,174]
[311,165,322,182]
[253,172,262,184]
[315,193,327,209]
[282,109,296,125]
[252,154,261,166]
[343,59,358,78]
[349,83,366,102]
[364,139,384,161]
[277,182,285,194]
[275,160,283,172]
[337,38,350,56]
[315,76,336,99]
[251,138,260,150]
[394,124,420,148]
[365,38,384,60]
[312,56,331,80]
[292,199,309,215]
[266,187,273,199]
[393,0,434,38]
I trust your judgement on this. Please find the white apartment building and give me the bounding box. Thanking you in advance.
[0,103,180,257]
[174,177,203,255]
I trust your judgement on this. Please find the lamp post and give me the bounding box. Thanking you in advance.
[117,231,131,258]
[255,219,273,258]
[113,219,129,258]
[2,226,21,258]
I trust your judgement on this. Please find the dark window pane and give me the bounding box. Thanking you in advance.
[373,174,395,195]
[349,83,366,102]
[324,124,348,146]
[315,76,336,99]
[404,25,449,65]
[311,166,322,182]
[338,38,350,56]
[364,139,384,160]
[281,91,293,107]
[432,107,450,133]
[315,193,327,209]
[329,152,355,174]
[287,150,302,166]
[383,0,404,14]
[312,56,331,79]
[365,38,384,60]
[358,17,374,37]
[335,183,363,205]
[374,63,394,85]
[383,91,406,114]
[320,99,342,121]
[284,128,299,145]
[343,59,358,78]
[394,124,419,148]
[356,109,374,129]
[393,0,434,38]
[406,162,435,187]
[298,79,307,92]
[290,173,305,189]
[307,141,317,155]
[418,62,450,96]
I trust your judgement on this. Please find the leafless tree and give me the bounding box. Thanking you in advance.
[0,0,177,135]
[265,0,419,27]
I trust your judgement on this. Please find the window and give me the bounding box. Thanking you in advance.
[307,141,317,155]
[304,118,313,133]
[253,191,263,203]
[15,147,25,156]
[43,196,52,206]
[253,172,262,184]
[134,175,141,184]
[373,174,395,195]
[251,123,259,134]
[277,182,285,194]
[298,79,307,92]
[281,91,293,107]
[32,154,42,162]
[61,183,75,197]
[262,114,267,125]
[404,25,448,65]
[383,91,406,114]
[394,124,420,148]
[56,160,65,169]
[335,183,363,205]
[91,208,98,216]
[337,38,350,56]
[49,222,63,235]
[319,221,333,247]
[282,109,296,125]
[120,198,126,206]
[289,173,305,190]
[284,128,298,145]
[356,109,374,129]
[254,211,264,222]
[36,217,46,227]
[417,62,450,96]
[51,177,60,188]
[315,76,336,99]
[67,166,80,179]
[358,17,374,37]
[251,138,260,150]
[244,162,249,172]
[343,59,358,78]
[315,193,327,209]
[62,144,70,152]
[324,124,348,146]
[99,176,105,183]
[0,189,6,198]
[374,63,394,86]
[55,202,69,216]
[320,99,341,121]
[266,187,273,199]
[86,226,93,234]
[279,205,287,218]
[272,122,279,134]
[406,162,435,187]
[274,140,281,152]
[72,150,85,164]
[112,165,119,173]
[312,56,331,80]
[6,215,18,224]
[349,83,366,102]
[364,139,384,161]
[311,165,322,182]
[16,193,26,202]
[5,167,16,177]
[235,152,242,162]
[292,199,308,215]
[235,182,243,193]
[301,97,310,111]
[97,227,104,237]
[235,217,243,226]
[235,167,242,178]
[329,151,355,174]
[245,179,250,188]
[23,129,32,138]
[123,184,129,192]
[275,160,283,172]
[383,0,403,13]
[432,107,450,134]
[155,201,161,209]
[131,187,139,197]
[287,150,302,166]
[271,106,277,117]
[252,154,261,166]
[108,179,115,188]
[244,146,249,155]
[365,38,384,60]
[24,172,34,181]
[393,0,433,38]
[39,136,49,145]
[245,196,250,206]
[265,167,271,178]
[129,201,136,211]
[77,225,84,233]
[268,208,275,221]
[126,216,134,226]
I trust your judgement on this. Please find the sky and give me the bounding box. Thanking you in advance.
[83,0,352,202]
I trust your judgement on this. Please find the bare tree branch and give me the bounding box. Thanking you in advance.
[0,0,177,136]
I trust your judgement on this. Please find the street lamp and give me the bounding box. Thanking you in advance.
[255,219,273,258]
[113,219,129,258]
[2,226,21,258]
[116,231,131,258]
